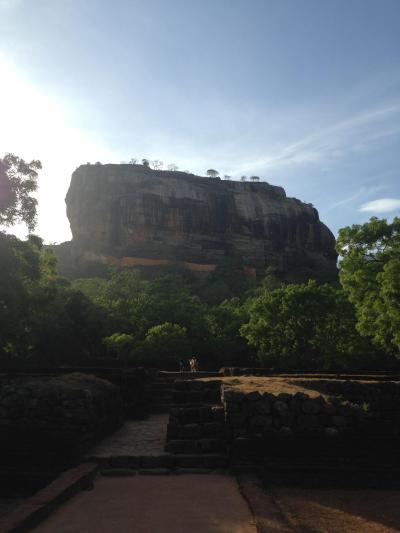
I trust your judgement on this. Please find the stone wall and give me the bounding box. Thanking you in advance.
[1,367,157,420]
[0,373,123,473]
[222,380,400,478]
[223,381,400,440]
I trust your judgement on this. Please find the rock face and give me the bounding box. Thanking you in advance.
[56,164,337,280]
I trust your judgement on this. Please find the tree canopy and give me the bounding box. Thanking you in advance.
[241,280,380,370]
[336,216,400,356]
[0,153,42,232]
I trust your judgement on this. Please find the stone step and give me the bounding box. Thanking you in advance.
[88,453,227,470]
[172,391,221,404]
[101,467,227,476]
[149,392,174,401]
[151,403,176,413]
[150,382,175,388]
[152,402,221,413]
[170,405,224,424]
[165,438,226,454]
[167,422,226,440]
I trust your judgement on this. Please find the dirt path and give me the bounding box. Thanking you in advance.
[33,474,257,533]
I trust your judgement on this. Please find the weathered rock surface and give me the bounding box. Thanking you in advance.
[55,164,337,279]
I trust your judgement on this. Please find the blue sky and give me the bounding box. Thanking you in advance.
[1,0,399,242]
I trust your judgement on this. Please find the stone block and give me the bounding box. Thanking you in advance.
[255,398,271,415]
[110,456,140,468]
[297,414,319,429]
[222,388,244,403]
[175,454,203,467]
[273,400,289,414]
[188,391,203,402]
[325,427,339,437]
[211,407,224,423]
[277,393,292,403]
[322,402,337,415]
[302,399,322,415]
[173,381,187,391]
[197,438,225,453]
[204,390,220,402]
[203,422,225,438]
[332,415,347,427]
[174,468,213,475]
[165,440,198,454]
[193,407,208,422]
[202,454,227,468]
[207,380,222,390]
[138,468,170,475]
[233,426,248,437]
[294,392,308,401]
[279,426,293,437]
[172,391,187,403]
[140,455,174,469]
[226,412,247,427]
[250,415,272,429]
[246,391,261,402]
[226,401,241,413]
[191,381,204,391]
[182,423,203,439]
[101,468,136,476]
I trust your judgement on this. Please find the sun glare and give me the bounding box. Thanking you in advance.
[0,55,119,242]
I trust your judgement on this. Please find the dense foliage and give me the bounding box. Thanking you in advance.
[241,280,384,370]
[337,217,400,356]
[0,153,41,232]
[0,233,105,364]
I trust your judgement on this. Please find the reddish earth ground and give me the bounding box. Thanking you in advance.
[33,475,257,533]
[271,486,400,533]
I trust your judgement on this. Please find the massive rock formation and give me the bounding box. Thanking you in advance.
[54,164,337,280]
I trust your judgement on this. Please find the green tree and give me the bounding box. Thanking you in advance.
[206,169,219,178]
[0,232,106,363]
[336,217,400,355]
[206,298,255,367]
[103,333,135,362]
[241,280,379,370]
[73,272,208,360]
[0,153,42,231]
[143,322,190,367]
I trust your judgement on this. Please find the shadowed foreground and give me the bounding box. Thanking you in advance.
[33,475,257,533]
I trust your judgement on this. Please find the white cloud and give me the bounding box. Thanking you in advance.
[238,103,400,174]
[329,184,386,210]
[359,198,400,214]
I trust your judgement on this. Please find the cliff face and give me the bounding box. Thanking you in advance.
[57,164,337,280]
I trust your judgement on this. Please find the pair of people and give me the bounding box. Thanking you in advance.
[179,356,199,373]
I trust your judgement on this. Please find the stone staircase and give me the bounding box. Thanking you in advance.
[87,374,228,475]
[164,379,228,470]
[149,371,222,414]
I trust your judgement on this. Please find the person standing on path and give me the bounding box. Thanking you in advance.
[191,356,199,372]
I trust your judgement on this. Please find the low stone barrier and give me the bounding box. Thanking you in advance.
[0,373,123,478]
[223,382,400,439]
[222,380,400,482]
